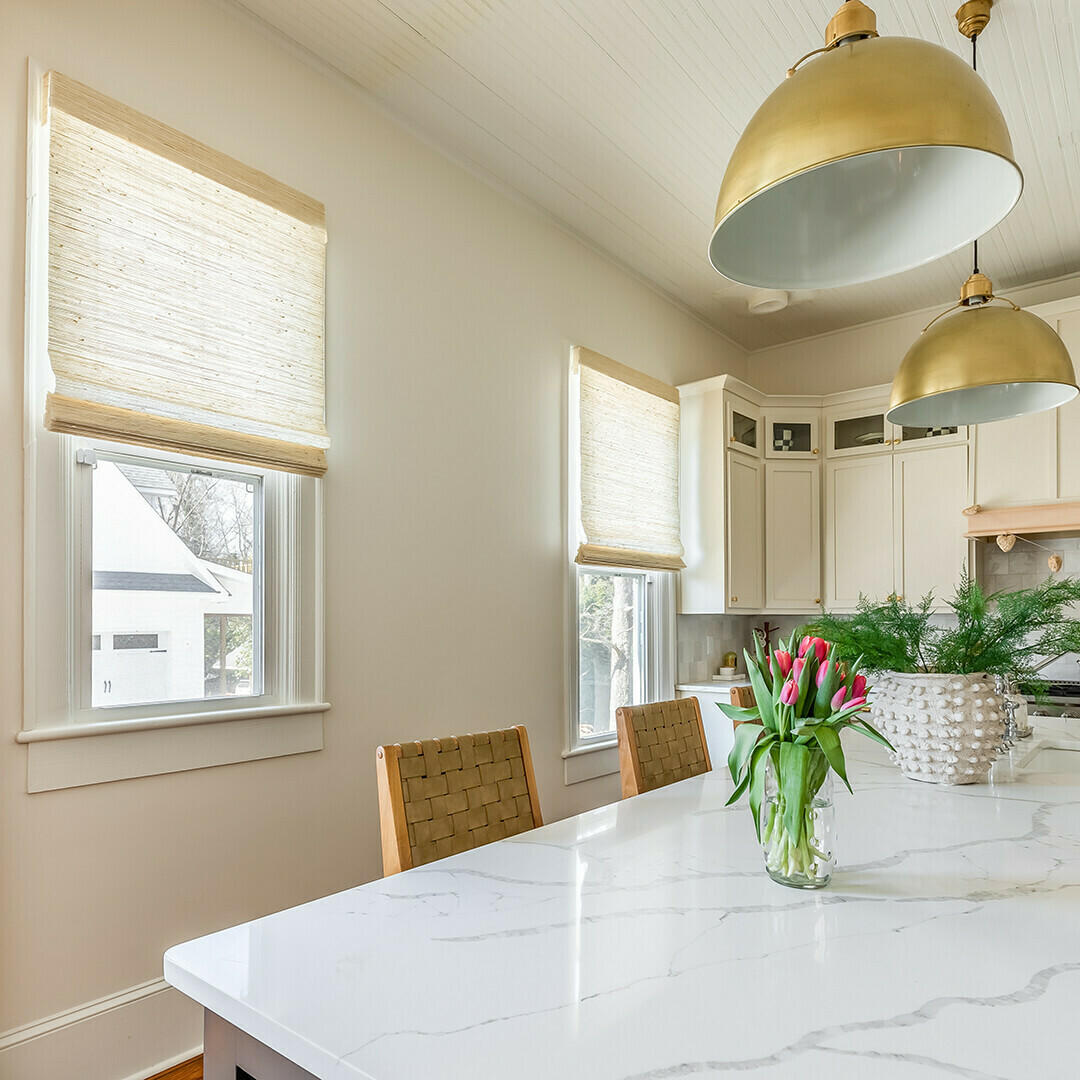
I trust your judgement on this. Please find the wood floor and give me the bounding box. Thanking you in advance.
[146,1056,202,1080]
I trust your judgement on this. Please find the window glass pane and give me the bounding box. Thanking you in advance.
[92,457,260,708]
[901,424,958,442]
[834,413,884,450]
[771,420,812,453]
[577,569,646,741]
[731,409,757,449]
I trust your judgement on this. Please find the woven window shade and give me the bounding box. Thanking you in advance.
[42,72,329,476]
[574,347,684,571]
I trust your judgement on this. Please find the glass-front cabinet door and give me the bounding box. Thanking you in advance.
[893,422,968,449]
[826,404,891,457]
[725,394,761,456]
[765,411,820,459]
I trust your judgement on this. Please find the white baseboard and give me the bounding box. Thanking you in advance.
[0,977,200,1080]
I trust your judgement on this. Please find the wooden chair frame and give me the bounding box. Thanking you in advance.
[616,697,712,798]
[375,724,543,876]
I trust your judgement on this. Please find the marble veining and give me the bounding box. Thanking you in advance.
[165,722,1080,1079]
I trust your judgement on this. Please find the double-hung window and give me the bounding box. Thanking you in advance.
[21,68,329,790]
[568,348,681,759]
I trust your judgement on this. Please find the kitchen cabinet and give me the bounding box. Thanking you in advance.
[824,455,895,609]
[893,444,971,606]
[679,380,764,614]
[974,410,1056,507]
[1056,310,1080,499]
[725,394,761,457]
[894,422,967,450]
[726,452,764,610]
[764,410,820,459]
[824,401,891,457]
[764,460,821,612]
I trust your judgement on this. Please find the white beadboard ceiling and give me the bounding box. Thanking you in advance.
[231,0,1080,350]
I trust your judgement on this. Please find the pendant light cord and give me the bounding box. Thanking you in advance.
[971,32,980,277]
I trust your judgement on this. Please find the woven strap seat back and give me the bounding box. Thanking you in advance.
[618,698,711,795]
[394,728,537,868]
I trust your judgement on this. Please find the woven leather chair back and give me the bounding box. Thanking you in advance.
[376,726,543,875]
[730,684,756,709]
[616,697,712,798]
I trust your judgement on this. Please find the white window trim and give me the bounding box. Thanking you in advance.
[564,358,675,784]
[20,60,326,791]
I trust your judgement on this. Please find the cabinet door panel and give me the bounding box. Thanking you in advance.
[894,445,970,610]
[765,461,821,611]
[974,411,1055,507]
[726,394,761,457]
[1056,310,1080,500]
[726,453,763,610]
[678,388,727,613]
[825,456,894,610]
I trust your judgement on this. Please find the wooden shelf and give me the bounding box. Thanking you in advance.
[963,501,1080,539]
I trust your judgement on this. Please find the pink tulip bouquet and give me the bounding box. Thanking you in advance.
[719,632,893,887]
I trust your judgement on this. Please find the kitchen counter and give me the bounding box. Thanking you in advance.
[675,679,751,693]
[166,723,1080,1079]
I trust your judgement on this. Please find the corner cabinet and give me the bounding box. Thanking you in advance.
[680,374,980,616]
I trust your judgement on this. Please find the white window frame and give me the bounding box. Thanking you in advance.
[564,358,675,784]
[19,61,327,792]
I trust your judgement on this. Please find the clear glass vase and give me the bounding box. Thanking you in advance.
[759,754,835,889]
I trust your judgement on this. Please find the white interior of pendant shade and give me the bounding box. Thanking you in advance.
[887,382,1079,428]
[709,145,1022,289]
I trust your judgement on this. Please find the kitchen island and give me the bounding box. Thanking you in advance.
[165,725,1080,1079]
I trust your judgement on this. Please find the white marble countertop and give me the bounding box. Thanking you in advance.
[675,680,751,692]
[165,723,1080,1080]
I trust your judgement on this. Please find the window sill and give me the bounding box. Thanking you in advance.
[18,702,329,792]
[562,738,619,785]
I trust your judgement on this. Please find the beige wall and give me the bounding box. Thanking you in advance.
[751,273,1080,396]
[0,1,746,1076]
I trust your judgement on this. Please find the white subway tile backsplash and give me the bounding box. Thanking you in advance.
[977,535,1080,596]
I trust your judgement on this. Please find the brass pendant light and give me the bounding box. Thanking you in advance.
[708,0,1022,290]
[887,6,1079,428]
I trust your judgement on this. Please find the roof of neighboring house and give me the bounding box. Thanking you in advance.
[93,571,218,593]
[116,462,179,500]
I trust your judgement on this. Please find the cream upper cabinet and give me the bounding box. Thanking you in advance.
[725,394,761,457]
[973,409,1056,508]
[1056,310,1080,500]
[893,422,968,450]
[765,460,821,612]
[825,402,891,457]
[893,444,970,609]
[825,455,894,610]
[764,410,820,460]
[679,384,728,614]
[726,452,764,610]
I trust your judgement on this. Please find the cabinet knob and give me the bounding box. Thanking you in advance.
[731,596,738,603]
[812,448,819,454]
[815,598,821,604]
[729,435,736,442]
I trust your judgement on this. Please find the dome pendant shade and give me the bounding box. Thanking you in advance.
[709,33,1022,289]
[887,303,1078,427]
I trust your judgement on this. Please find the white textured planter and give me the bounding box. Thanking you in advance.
[868,671,1005,785]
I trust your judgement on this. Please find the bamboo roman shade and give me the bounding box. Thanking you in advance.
[574,346,684,571]
[42,72,329,476]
